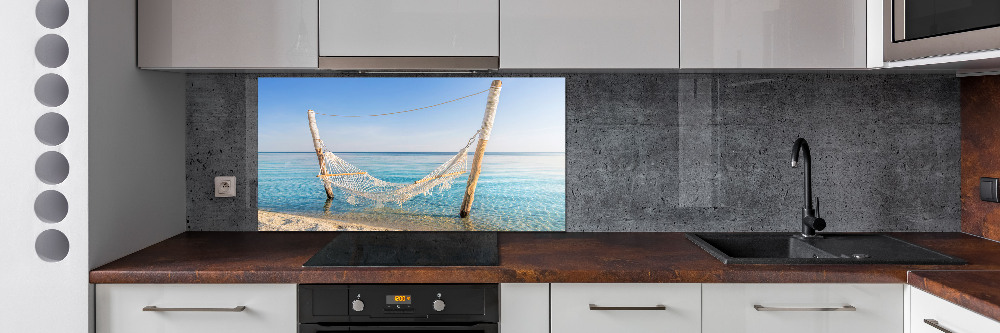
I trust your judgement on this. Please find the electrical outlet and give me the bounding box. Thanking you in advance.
[215,176,236,197]
[981,177,999,202]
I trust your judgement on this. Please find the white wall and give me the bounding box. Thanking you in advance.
[88,0,186,270]
[0,0,185,331]
[0,0,90,331]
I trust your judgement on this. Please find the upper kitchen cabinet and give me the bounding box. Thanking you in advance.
[138,0,318,69]
[318,0,500,70]
[500,0,680,69]
[681,0,879,69]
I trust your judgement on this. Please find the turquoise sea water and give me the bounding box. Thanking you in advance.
[258,152,566,231]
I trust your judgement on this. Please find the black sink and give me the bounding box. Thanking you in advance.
[686,233,966,265]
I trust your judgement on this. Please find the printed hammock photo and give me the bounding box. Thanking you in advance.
[257,77,566,231]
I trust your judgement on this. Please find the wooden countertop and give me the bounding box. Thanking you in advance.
[90,231,1000,284]
[908,270,1000,323]
[90,232,1000,322]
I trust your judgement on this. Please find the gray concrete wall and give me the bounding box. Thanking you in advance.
[187,73,960,232]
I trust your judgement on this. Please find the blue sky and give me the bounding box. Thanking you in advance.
[258,77,565,152]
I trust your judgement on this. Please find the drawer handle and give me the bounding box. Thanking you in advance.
[143,306,247,312]
[924,319,955,333]
[753,305,856,312]
[589,304,667,311]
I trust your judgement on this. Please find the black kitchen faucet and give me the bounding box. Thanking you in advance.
[791,138,826,238]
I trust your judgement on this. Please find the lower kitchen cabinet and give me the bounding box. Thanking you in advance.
[910,287,1000,333]
[702,283,903,333]
[500,283,549,333]
[95,284,297,333]
[97,282,1000,333]
[551,283,702,333]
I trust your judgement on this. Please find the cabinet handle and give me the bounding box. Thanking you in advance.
[143,306,247,312]
[924,319,955,333]
[589,304,667,311]
[753,305,856,312]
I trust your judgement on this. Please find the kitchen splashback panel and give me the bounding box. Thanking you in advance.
[187,73,960,232]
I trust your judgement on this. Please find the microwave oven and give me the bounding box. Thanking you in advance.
[884,0,1000,62]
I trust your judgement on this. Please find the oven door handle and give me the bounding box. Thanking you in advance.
[344,324,498,332]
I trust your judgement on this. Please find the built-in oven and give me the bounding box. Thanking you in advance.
[299,284,498,333]
[884,0,1000,61]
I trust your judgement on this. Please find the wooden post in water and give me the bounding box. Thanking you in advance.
[460,80,502,218]
[308,110,335,199]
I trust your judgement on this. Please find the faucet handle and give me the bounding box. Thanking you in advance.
[812,216,827,231]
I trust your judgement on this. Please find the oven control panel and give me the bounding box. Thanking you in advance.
[361,288,450,315]
[299,284,498,323]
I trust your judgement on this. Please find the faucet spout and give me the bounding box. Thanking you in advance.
[791,138,812,210]
[791,138,825,237]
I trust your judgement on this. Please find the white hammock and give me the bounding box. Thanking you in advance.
[317,132,478,207]
[310,80,501,208]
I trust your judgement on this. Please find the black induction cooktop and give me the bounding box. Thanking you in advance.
[303,232,499,267]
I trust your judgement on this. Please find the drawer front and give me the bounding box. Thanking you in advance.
[500,0,680,69]
[911,288,1000,333]
[702,283,903,333]
[319,0,499,57]
[550,283,701,333]
[96,284,297,333]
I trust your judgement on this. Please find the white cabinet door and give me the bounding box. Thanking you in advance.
[319,0,499,57]
[500,0,680,69]
[702,283,903,333]
[96,284,297,333]
[500,284,549,333]
[551,283,701,333]
[911,287,1000,333]
[138,0,318,69]
[681,0,869,68]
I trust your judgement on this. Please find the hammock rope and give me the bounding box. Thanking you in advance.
[312,88,490,118]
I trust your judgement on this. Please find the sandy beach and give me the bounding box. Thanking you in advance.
[258,210,397,231]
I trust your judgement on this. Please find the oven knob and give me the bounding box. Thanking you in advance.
[352,299,365,312]
[432,299,446,312]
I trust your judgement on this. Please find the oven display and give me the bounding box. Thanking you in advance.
[386,295,412,304]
